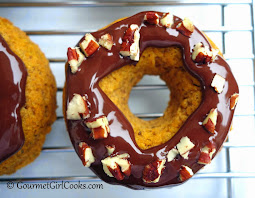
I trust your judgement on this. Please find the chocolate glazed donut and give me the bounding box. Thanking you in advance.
[64,11,239,189]
[0,35,27,162]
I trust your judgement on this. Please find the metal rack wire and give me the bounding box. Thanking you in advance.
[0,1,254,197]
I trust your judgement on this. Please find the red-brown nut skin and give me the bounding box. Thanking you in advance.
[78,142,90,166]
[198,152,211,164]
[143,160,164,183]
[230,93,239,110]
[198,142,216,164]
[120,27,137,53]
[81,97,90,119]
[203,118,215,134]
[84,40,99,57]
[91,126,108,140]
[67,47,79,61]
[179,166,192,181]
[194,52,212,64]
[144,12,159,25]
[108,164,125,180]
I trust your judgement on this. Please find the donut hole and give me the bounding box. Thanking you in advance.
[128,75,170,120]
[99,46,202,150]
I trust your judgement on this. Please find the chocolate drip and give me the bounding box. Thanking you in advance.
[65,12,239,189]
[0,35,27,163]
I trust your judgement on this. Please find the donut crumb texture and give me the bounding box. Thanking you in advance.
[0,17,56,174]
[100,46,202,150]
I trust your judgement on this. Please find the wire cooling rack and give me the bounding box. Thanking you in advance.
[0,1,255,198]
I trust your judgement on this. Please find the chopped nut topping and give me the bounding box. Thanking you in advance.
[99,33,114,50]
[176,136,195,159]
[67,47,84,73]
[106,145,115,155]
[176,17,194,37]
[120,24,140,61]
[86,116,110,139]
[79,142,95,167]
[179,165,193,181]
[192,42,218,64]
[198,142,216,165]
[66,94,90,120]
[211,74,226,93]
[79,33,99,57]
[167,148,179,162]
[202,108,218,134]
[101,153,131,180]
[230,93,239,110]
[144,12,160,25]
[160,12,174,28]
[143,159,166,183]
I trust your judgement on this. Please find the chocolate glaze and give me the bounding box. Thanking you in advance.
[65,12,239,189]
[0,35,27,163]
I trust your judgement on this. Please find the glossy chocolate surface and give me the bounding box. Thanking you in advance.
[65,12,239,189]
[0,35,27,163]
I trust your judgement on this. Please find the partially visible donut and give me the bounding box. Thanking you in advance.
[0,17,57,175]
[64,11,239,189]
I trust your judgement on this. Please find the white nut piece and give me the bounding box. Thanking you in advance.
[176,136,195,159]
[79,142,95,167]
[192,42,217,64]
[67,47,85,73]
[66,94,90,120]
[86,116,108,128]
[105,145,115,155]
[202,108,218,134]
[181,151,190,159]
[212,48,219,61]
[99,33,114,50]
[211,74,226,93]
[176,17,194,36]
[79,33,99,57]
[101,153,131,180]
[120,24,140,61]
[202,145,216,159]
[86,116,110,139]
[160,12,174,28]
[167,148,179,162]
